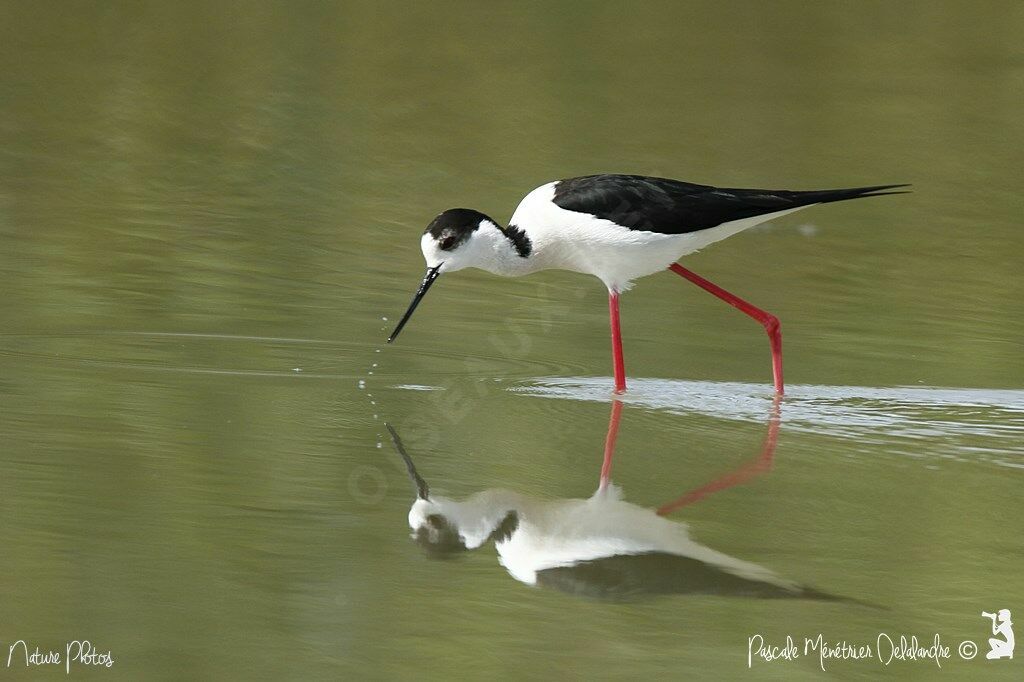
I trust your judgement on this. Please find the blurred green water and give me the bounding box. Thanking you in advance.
[1,2,1022,679]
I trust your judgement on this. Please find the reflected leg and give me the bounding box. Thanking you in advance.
[598,399,624,490]
[656,395,781,515]
[668,262,784,394]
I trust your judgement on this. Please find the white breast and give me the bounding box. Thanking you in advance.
[509,182,811,292]
[493,488,796,590]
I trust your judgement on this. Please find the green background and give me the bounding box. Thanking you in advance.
[1,2,1022,679]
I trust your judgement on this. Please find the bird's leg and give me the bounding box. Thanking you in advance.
[656,395,781,515]
[608,290,627,393]
[598,398,623,490]
[668,263,784,394]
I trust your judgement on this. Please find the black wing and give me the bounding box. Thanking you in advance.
[534,552,850,603]
[552,174,908,234]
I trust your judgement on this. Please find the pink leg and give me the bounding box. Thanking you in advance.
[608,290,627,394]
[656,395,781,516]
[668,263,784,394]
[598,399,623,490]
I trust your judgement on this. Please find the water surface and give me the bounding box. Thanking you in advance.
[1,2,1023,679]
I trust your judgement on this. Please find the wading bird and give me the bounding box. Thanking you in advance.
[382,405,863,602]
[388,175,906,393]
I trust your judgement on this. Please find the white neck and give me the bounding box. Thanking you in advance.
[468,221,536,277]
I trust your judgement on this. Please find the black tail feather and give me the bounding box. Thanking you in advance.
[794,184,912,205]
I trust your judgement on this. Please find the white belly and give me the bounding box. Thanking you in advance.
[509,181,809,291]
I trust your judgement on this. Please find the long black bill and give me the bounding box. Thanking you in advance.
[387,265,442,343]
[385,423,430,500]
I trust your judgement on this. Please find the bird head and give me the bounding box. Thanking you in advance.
[407,496,519,559]
[385,423,518,559]
[421,208,496,272]
[387,208,498,343]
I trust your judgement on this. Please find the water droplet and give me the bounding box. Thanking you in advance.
[358,380,366,389]
[292,368,302,373]
[381,316,389,322]
[376,442,382,448]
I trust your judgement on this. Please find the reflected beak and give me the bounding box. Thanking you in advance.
[387,265,442,343]
[385,423,430,500]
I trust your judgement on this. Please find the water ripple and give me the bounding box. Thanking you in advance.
[511,377,1024,469]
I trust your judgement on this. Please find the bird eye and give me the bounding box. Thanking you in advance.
[439,235,457,250]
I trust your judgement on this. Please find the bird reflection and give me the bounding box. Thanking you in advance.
[387,399,848,602]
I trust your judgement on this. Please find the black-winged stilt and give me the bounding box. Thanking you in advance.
[382,408,860,601]
[387,175,907,394]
